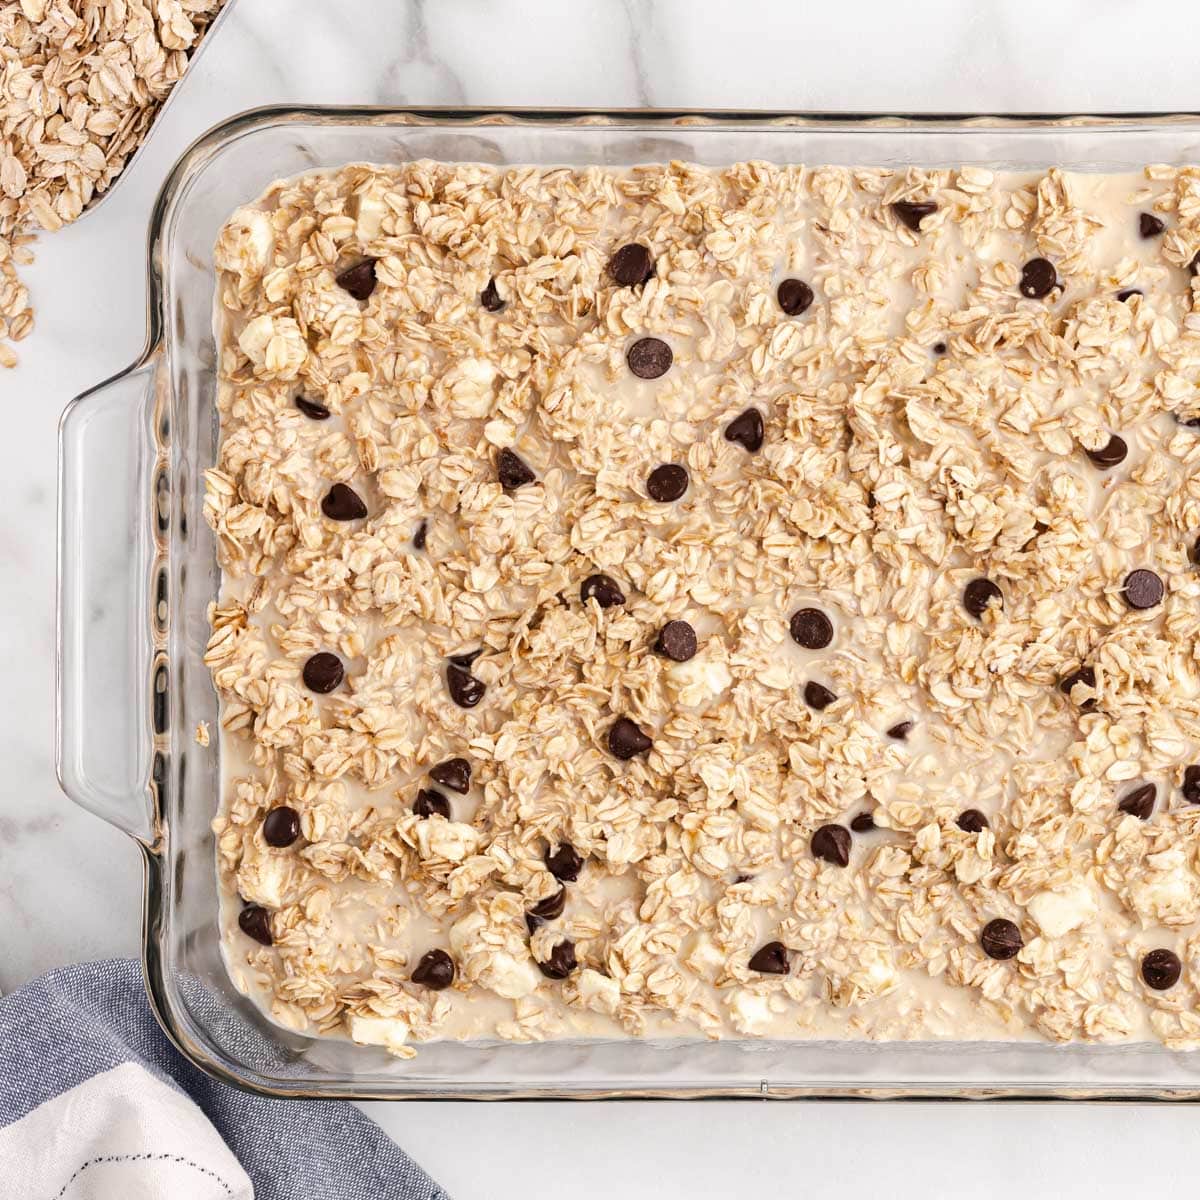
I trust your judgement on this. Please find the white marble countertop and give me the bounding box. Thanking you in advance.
[8,0,1200,1194]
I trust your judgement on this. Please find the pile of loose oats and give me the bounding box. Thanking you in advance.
[209,159,1200,1055]
[0,0,226,368]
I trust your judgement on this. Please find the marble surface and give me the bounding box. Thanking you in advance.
[8,0,1200,1195]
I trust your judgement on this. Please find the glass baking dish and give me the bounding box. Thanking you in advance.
[56,107,1200,1100]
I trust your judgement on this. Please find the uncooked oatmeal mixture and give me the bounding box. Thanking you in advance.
[206,158,1200,1056]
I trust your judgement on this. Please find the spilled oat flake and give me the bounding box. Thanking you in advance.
[0,0,227,369]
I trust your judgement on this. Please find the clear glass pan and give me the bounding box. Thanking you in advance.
[56,107,1200,1099]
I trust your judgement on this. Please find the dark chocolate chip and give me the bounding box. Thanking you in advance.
[497,448,536,490]
[1141,948,1182,990]
[412,948,456,990]
[646,463,689,502]
[963,577,1003,618]
[653,620,697,662]
[537,940,578,980]
[1191,252,1200,277]
[804,680,837,711]
[1139,213,1166,238]
[1060,665,1098,711]
[1019,257,1058,299]
[1191,535,1200,567]
[529,888,567,922]
[414,788,451,819]
[413,519,428,550]
[933,341,948,355]
[724,406,765,452]
[608,243,655,287]
[811,823,851,867]
[1182,765,1200,804]
[850,811,876,833]
[545,842,584,882]
[892,200,937,232]
[581,573,626,608]
[607,717,652,760]
[295,396,331,420]
[302,652,343,694]
[1117,288,1143,302]
[430,757,471,794]
[1122,569,1164,610]
[238,904,273,946]
[627,337,673,379]
[886,720,913,740]
[748,940,790,975]
[980,918,1023,960]
[1118,782,1156,821]
[263,806,301,847]
[336,259,378,301]
[480,277,505,312]
[1085,434,1127,468]
[956,808,989,833]
[776,278,814,316]
[446,664,485,709]
[321,483,368,521]
[789,607,834,649]
[448,649,483,669]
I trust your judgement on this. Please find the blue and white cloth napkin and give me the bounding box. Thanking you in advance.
[0,959,449,1200]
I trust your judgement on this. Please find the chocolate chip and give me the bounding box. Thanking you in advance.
[850,811,876,833]
[804,680,837,711]
[748,940,790,975]
[1191,252,1200,277]
[963,578,1003,619]
[1139,213,1166,238]
[1085,434,1127,468]
[1060,665,1098,711]
[789,607,833,649]
[886,720,913,740]
[413,519,428,550]
[980,918,1023,960]
[430,757,471,794]
[646,463,689,502]
[1118,783,1156,820]
[412,948,456,990]
[933,341,948,355]
[302,652,343,694]
[480,277,505,312]
[414,788,451,819]
[321,483,368,521]
[529,888,567,922]
[336,259,378,301]
[956,809,989,833]
[581,573,625,608]
[537,940,578,979]
[1117,288,1143,302]
[892,200,937,232]
[608,243,655,287]
[1019,257,1058,299]
[545,843,583,882]
[1182,765,1200,804]
[238,904,273,946]
[724,407,765,452]
[811,823,851,867]
[497,448,535,490]
[653,620,697,662]
[448,649,483,669]
[1141,948,1182,990]
[446,664,485,709]
[262,806,301,847]
[627,337,672,379]
[1191,536,1200,567]
[1122,568,1164,610]
[295,396,330,420]
[608,717,652,760]
[776,278,814,316]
